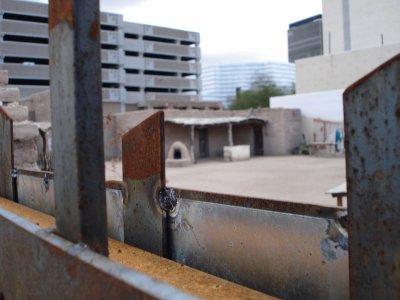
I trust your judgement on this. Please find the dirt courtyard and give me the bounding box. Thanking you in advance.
[106,155,346,207]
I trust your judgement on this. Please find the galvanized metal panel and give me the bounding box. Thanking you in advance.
[17,170,55,216]
[15,171,125,242]
[105,181,127,242]
[0,107,13,200]
[169,190,349,299]
[122,111,167,256]
[0,207,195,300]
[344,54,400,299]
[49,0,108,255]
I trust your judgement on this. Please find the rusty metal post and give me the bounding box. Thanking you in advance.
[48,0,108,255]
[0,107,14,201]
[122,111,167,256]
[344,54,400,299]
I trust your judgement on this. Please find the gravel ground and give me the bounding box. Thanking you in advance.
[105,155,346,207]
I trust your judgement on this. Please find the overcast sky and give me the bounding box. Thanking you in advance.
[33,0,322,65]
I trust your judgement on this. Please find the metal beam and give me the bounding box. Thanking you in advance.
[122,111,167,256]
[0,107,14,201]
[0,207,194,300]
[344,54,400,299]
[48,0,108,255]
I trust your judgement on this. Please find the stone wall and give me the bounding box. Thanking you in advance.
[0,70,41,170]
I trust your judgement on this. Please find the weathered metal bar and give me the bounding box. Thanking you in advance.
[176,188,344,218]
[0,107,14,201]
[0,207,194,300]
[48,0,108,255]
[344,54,400,299]
[122,111,167,256]
[169,189,349,299]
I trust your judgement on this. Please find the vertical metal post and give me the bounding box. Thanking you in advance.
[228,123,234,146]
[122,112,167,256]
[0,107,14,200]
[48,0,108,255]
[344,54,400,299]
[190,125,195,163]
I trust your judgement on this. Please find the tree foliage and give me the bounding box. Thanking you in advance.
[228,77,292,110]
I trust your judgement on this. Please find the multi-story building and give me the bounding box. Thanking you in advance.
[287,14,323,63]
[0,0,205,113]
[202,62,295,107]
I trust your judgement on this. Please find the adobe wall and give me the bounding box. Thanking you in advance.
[106,108,302,160]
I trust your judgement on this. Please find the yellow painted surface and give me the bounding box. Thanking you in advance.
[0,197,277,299]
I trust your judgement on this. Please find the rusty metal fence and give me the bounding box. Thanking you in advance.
[1,109,350,299]
[0,0,398,299]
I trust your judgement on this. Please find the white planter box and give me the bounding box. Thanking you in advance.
[223,145,250,162]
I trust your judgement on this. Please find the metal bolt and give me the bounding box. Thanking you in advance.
[159,187,177,212]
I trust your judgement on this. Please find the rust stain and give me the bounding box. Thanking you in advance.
[374,170,384,180]
[122,112,164,181]
[396,108,400,119]
[89,18,100,40]
[48,0,74,30]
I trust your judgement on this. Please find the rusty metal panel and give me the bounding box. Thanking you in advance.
[0,107,14,200]
[48,1,108,255]
[169,190,349,299]
[122,111,167,256]
[344,54,400,299]
[0,207,195,300]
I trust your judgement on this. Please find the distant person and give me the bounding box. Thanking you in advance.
[335,128,342,152]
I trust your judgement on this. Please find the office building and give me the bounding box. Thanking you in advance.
[202,62,295,107]
[0,0,204,113]
[288,14,323,63]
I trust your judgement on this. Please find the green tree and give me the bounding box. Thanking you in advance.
[228,77,289,110]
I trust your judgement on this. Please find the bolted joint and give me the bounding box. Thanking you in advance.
[159,187,177,212]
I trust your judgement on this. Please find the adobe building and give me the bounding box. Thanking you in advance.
[103,108,302,162]
[2,73,302,168]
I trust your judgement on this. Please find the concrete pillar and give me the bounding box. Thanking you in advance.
[190,125,196,163]
[228,123,234,146]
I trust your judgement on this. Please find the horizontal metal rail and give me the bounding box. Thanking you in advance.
[0,207,194,300]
